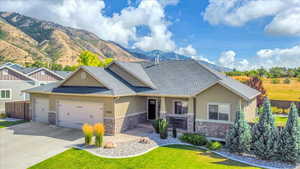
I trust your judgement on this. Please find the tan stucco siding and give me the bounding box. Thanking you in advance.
[109,64,147,87]
[30,93,114,118]
[114,96,147,118]
[62,69,105,87]
[165,97,189,114]
[243,98,257,122]
[196,83,254,122]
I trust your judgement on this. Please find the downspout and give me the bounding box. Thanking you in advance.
[193,97,196,132]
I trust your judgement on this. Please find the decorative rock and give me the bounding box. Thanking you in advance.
[104,141,117,149]
[138,137,151,144]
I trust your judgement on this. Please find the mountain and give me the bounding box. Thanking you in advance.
[0,11,230,72]
[0,12,142,66]
[127,49,232,72]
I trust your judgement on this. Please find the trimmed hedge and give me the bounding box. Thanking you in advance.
[179,133,208,146]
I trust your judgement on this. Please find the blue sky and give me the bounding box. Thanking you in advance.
[0,0,300,69]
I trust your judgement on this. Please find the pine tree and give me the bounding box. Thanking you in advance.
[252,98,278,160]
[226,109,252,154]
[278,103,300,163]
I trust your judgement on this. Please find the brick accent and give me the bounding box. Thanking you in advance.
[195,121,232,139]
[48,112,56,125]
[104,118,115,135]
[115,112,147,133]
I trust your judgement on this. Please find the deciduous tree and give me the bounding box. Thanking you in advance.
[246,77,266,107]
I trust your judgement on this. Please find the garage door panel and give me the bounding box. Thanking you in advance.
[58,100,103,129]
[34,98,49,123]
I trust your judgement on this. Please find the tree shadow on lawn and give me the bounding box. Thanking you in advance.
[163,145,254,168]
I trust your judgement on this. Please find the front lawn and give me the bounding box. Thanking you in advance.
[29,145,259,169]
[0,120,25,128]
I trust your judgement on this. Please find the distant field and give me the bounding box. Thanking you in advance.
[232,76,300,102]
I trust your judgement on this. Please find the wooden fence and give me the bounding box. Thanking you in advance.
[270,100,300,109]
[5,101,31,121]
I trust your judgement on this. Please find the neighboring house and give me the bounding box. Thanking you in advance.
[0,62,70,113]
[25,60,260,139]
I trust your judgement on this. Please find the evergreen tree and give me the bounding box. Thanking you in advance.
[226,109,252,154]
[252,98,278,160]
[278,103,300,163]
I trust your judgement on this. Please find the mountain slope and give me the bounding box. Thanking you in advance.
[0,12,142,65]
[128,49,232,72]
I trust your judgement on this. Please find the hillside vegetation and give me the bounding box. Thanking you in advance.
[232,76,300,101]
[0,12,142,66]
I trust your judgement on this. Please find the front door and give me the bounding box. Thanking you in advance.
[148,99,156,120]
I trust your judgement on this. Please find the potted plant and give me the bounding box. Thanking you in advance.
[159,119,168,139]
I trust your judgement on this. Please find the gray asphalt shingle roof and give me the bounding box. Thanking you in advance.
[25,60,260,100]
[0,62,70,79]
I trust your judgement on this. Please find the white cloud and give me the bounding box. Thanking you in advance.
[265,7,300,36]
[255,45,300,68]
[203,0,300,36]
[175,45,197,56]
[0,0,178,51]
[218,50,236,66]
[218,50,250,70]
[158,0,180,6]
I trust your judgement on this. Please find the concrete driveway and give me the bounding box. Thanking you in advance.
[0,122,83,169]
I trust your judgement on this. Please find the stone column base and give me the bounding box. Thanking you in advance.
[195,121,232,139]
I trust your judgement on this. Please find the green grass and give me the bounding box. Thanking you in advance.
[0,120,25,128]
[254,116,300,126]
[29,145,259,169]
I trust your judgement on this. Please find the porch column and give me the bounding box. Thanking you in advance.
[160,97,166,119]
[187,97,194,132]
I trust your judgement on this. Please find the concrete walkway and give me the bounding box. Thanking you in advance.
[0,122,83,169]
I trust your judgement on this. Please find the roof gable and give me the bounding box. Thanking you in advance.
[27,67,64,80]
[0,66,36,81]
[107,62,156,89]
[60,68,106,87]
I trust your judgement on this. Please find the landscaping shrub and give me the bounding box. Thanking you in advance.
[278,103,300,163]
[283,78,291,84]
[180,133,208,146]
[152,119,162,134]
[271,78,280,84]
[0,113,7,119]
[207,141,222,150]
[94,123,105,147]
[82,124,93,145]
[252,98,279,160]
[226,109,252,154]
[159,119,168,139]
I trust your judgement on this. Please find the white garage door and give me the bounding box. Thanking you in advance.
[58,100,103,129]
[34,98,49,123]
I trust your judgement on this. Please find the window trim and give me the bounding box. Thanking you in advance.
[207,102,230,122]
[173,100,188,114]
[0,89,12,100]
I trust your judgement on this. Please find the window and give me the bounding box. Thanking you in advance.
[2,69,8,76]
[174,101,188,114]
[208,103,230,121]
[0,89,11,99]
